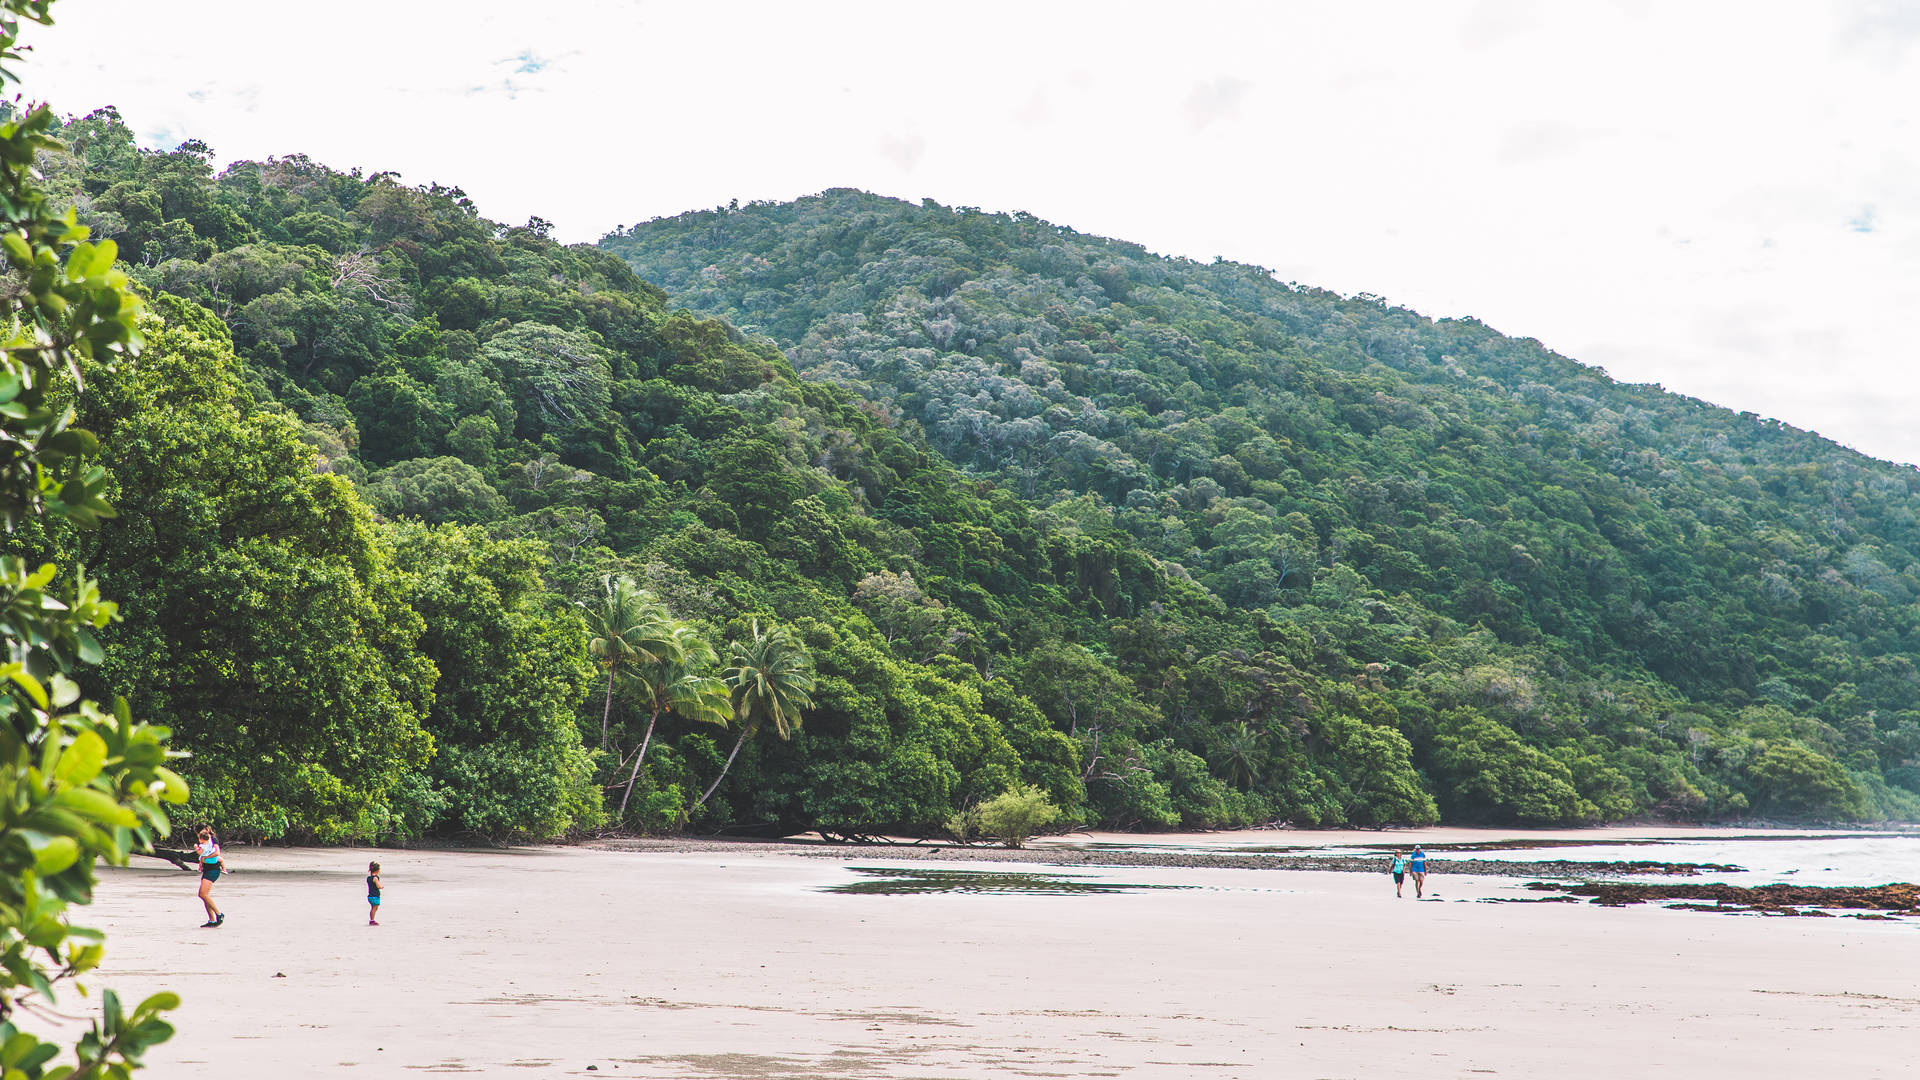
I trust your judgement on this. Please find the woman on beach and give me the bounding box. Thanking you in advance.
[194,826,226,927]
[1390,852,1408,897]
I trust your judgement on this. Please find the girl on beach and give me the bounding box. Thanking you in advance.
[194,826,226,928]
[1390,853,1408,897]
[367,861,382,925]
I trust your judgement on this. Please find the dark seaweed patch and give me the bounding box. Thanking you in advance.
[1523,880,1920,916]
[825,866,1194,896]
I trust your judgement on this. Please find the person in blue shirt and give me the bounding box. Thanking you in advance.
[1410,846,1428,898]
[1390,853,1408,897]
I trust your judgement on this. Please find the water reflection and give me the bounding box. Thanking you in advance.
[1035,832,1920,887]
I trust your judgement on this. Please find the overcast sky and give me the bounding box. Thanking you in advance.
[23,1,1920,464]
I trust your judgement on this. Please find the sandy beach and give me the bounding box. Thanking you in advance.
[53,831,1920,1078]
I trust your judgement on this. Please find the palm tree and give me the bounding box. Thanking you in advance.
[691,620,815,812]
[615,622,731,818]
[1210,722,1262,790]
[579,575,678,751]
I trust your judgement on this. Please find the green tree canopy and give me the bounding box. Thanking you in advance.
[384,521,599,839]
[72,305,435,839]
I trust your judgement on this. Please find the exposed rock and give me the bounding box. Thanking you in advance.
[1525,881,1920,915]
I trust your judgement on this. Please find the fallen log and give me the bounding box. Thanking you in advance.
[136,847,197,871]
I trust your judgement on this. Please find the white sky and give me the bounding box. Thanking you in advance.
[22,1,1920,464]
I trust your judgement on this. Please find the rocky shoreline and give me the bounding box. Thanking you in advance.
[588,836,1737,879]
[1524,880,1920,916]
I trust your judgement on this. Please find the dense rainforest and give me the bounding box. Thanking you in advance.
[605,190,1920,825]
[10,111,1916,842]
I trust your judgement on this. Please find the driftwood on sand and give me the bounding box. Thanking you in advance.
[137,847,197,870]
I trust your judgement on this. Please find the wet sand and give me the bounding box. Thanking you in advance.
[56,834,1920,1078]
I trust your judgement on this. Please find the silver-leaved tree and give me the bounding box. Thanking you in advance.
[0,1,190,1076]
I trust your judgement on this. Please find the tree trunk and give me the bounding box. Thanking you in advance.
[692,724,752,810]
[616,703,663,819]
[599,668,616,751]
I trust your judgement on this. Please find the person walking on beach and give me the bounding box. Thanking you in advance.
[367,861,383,925]
[1390,852,1408,897]
[194,826,226,927]
[1410,845,1428,898]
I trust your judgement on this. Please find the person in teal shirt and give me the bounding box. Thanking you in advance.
[193,826,226,928]
[1390,853,1408,897]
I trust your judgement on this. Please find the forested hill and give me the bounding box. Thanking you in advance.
[17,108,1917,840]
[607,190,1920,822]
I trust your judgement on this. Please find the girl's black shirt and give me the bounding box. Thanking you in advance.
[367,874,380,898]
